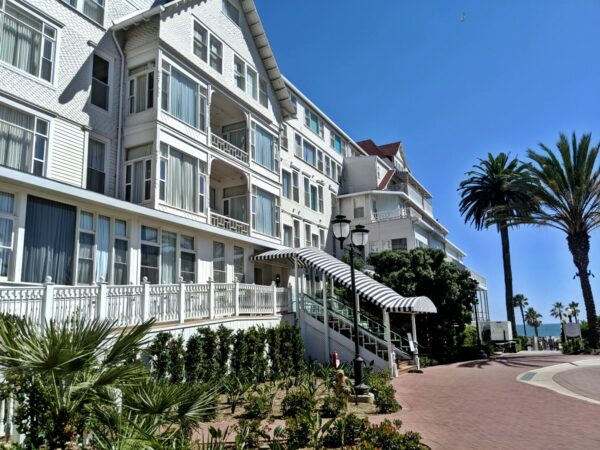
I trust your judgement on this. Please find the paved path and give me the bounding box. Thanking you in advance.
[554,366,600,402]
[385,352,600,450]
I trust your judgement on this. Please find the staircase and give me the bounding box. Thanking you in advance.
[302,294,415,371]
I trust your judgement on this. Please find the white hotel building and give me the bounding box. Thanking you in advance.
[0,0,487,320]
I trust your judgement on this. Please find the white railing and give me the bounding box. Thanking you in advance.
[0,278,292,328]
[210,211,250,235]
[211,134,249,164]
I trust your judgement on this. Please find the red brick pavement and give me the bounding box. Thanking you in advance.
[381,353,600,450]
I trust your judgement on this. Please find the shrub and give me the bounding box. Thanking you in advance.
[147,332,172,380]
[285,415,313,450]
[282,389,316,418]
[216,325,233,374]
[185,333,204,383]
[223,374,251,414]
[361,419,425,450]
[320,394,347,418]
[198,327,218,380]
[323,413,368,448]
[168,335,185,383]
[244,384,274,420]
[368,370,400,414]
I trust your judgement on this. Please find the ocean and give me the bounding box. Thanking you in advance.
[516,323,563,338]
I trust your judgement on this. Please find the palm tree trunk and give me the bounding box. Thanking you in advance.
[534,326,539,338]
[500,225,517,337]
[520,305,527,338]
[567,232,598,347]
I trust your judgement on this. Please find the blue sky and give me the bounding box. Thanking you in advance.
[255,0,600,324]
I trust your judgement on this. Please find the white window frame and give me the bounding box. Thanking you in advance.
[281,169,292,200]
[318,185,324,213]
[161,61,208,131]
[0,191,15,280]
[193,21,208,62]
[293,219,301,248]
[180,235,196,282]
[233,54,245,91]
[213,241,226,283]
[90,52,111,111]
[113,219,129,285]
[304,223,311,248]
[233,245,245,282]
[128,62,155,114]
[86,135,108,194]
[61,0,105,25]
[247,68,257,99]
[292,170,299,203]
[251,186,280,238]
[124,144,153,204]
[140,225,160,283]
[283,225,293,248]
[209,35,223,73]
[280,124,288,151]
[304,107,324,138]
[222,0,240,25]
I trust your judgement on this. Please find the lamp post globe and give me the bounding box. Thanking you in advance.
[331,215,351,245]
[566,307,573,323]
[351,224,370,248]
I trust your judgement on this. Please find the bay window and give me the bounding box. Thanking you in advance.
[161,62,207,130]
[353,196,365,218]
[86,137,105,194]
[0,191,14,277]
[0,2,56,82]
[124,144,152,204]
[128,62,154,114]
[0,102,49,175]
[180,235,196,282]
[251,122,278,171]
[251,187,280,237]
[213,241,225,282]
[234,246,244,282]
[223,185,247,222]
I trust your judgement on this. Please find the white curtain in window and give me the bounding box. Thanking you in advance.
[167,149,196,211]
[255,188,274,236]
[132,161,143,203]
[255,126,273,170]
[95,216,110,282]
[161,231,176,284]
[0,104,34,171]
[0,10,42,77]
[135,74,147,113]
[170,70,198,127]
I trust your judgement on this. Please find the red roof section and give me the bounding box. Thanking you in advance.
[356,139,402,161]
[377,169,396,190]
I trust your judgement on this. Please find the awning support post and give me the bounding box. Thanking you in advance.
[322,271,330,361]
[383,309,395,375]
[411,313,420,370]
[293,257,299,314]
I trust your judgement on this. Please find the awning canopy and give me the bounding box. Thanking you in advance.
[252,247,436,314]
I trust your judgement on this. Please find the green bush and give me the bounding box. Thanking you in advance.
[320,394,347,418]
[323,413,368,448]
[216,325,234,373]
[361,419,425,450]
[562,339,588,354]
[282,389,316,418]
[147,332,172,380]
[185,333,204,383]
[368,371,400,414]
[285,415,313,450]
[168,335,185,383]
[244,385,274,420]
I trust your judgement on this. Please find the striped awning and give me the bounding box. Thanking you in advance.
[252,247,436,314]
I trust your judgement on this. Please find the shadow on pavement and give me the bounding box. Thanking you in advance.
[456,355,574,370]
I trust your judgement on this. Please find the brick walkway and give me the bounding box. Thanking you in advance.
[383,352,600,450]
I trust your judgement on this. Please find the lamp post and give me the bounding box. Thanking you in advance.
[566,307,573,323]
[331,215,370,397]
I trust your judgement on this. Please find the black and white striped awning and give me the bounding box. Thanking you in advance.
[252,247,436,314]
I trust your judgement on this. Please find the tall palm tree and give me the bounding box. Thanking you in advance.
[513,294,529,338]
[459,153,535,337]
[568,301,581,323]
[526,133,600,347]
[550,301,565,322]
[525,307,543,338]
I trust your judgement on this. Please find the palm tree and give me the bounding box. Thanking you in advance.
[568,301,581,323]
[550,301,565,322]
[526,133,600,347]
[513,294,529,338]
[459,153,535,337]
[525,307,543,338]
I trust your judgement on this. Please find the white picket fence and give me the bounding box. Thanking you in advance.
[0,277,292,328]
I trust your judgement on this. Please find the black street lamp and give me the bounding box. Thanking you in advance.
[331,215,370,397]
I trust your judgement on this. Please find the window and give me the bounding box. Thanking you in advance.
[330,131,343,154]
[128,62,154,114]
[317,150,323,172]
[304,223,311,247]
[331,163,337,182]
[294,133,302,158]
[259,77,268,108]
[324,155,331,178]
[293,220,300,248]
[222,0,239,24]
[292,170,299,202]
[310,185,318,211]
[283,225,293,247]
[319,229,326,250]
[331,192,338,216]
[0,2,56,82]
[304,107,323,137]
[282,170,291,199]
[223,185,247,222]
[91,54,109,110]
[303,177,310,207]
[62,0,104,24]
[125,144,152,203]
[161,62,207,130]
[0,102,49,175]
[250,122,278,171]
[251,187,280,237]
[113,219,128,285]
[247,68,257,99]
[391,238,408,251]
[318,185,324,213]
[353,197,365,218]
[337,162,343,183]
[159,143,206,213]
[77,212,110,285]
[312,233,319,248]
[140,226,159,283]
[86,137,105,194]
[213,241,225,282]
[234,246,244,282]
[209,36,223,73]
[280,124,288,151]
[0,192,14,277]
[234,55,245,90]
[193,22,208,61]
[303,141,316,166]
[180,235,195,282]
[160,231,176,284]
[199,169,207,213]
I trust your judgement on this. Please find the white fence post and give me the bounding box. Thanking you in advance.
[208,278,214,319]
[234,278,240,316]
[178,277,186,324]
[96,278,108,320]
[41,276,54,329]
[272,281,277,315]
[141,277,150,321]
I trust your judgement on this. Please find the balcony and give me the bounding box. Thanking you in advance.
[210,210,249,235]
[371,207,421,222]
[211,133,249,165]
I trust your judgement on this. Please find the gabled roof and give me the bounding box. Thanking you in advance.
[357,139,410,171]
[112,0,295,118]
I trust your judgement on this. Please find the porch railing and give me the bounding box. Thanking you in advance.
[371,207,420,222]
[0,278,292,328]
[210,211,250,235]
[211,134,249,164]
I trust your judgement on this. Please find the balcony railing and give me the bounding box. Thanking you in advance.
[0,279,292,328]
[371,207,421,222]
[211,134,249,164]
[210,211,250,235]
